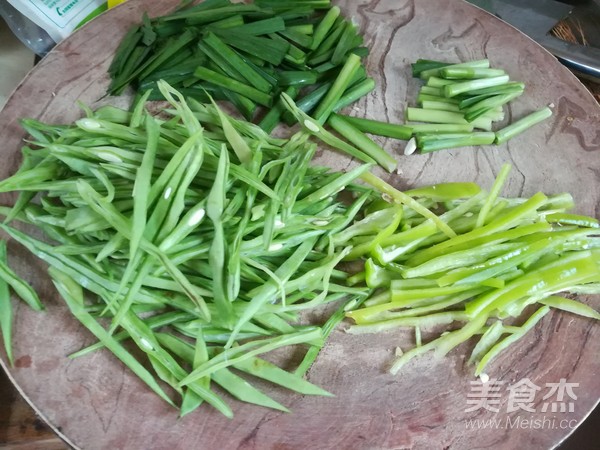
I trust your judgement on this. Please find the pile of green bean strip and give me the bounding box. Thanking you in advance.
[345,164,600,375]
[0,82,598,415]
[0,81,381,417]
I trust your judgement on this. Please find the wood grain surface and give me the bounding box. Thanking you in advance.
[0,369,66,449]
[0,1,599,449]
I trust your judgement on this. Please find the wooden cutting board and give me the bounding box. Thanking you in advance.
[0,1,599,449]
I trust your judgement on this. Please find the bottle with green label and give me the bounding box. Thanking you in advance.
[0,0,110,55]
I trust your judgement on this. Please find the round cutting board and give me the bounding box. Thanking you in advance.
[0,1,599,449]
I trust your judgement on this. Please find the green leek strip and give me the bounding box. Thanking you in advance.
[331,21,361,65]
[406,107,492,130]
[259,86,300,133]
[416,132,496,153]
[166,4,262,23]
[310,6,340,50]
[494,107,553,144]
[203,32,273,93]
[279,29,313,49]
[327,114,397,172]
[308,18,345,62]
[418,59,490,80]
[231,16,286,35]
[313,53,362,123]
[463,92,522,122]
[335,115,412,140]
[421,100,461,112]
[204,14,245,31]
[426,76,458,88]
[419,86,443,96]
[406,123,474,134]
[193,67,273,107]
[440,67,506,79]
[332,78,376,112]
[220,32,290,66]
[444,75,510,98]
[280,93,376,164]
[417,93,460,105]
[411,59,447,77]
[461,81,525,98]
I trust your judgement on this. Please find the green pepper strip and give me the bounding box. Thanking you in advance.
[405,192,548,267]
[475,306,550,376]
[360,171,457,239]
[466,250,600,318]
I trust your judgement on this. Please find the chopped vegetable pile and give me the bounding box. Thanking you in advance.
[0,82,598,416]
[404,59,553,153]
[108,0,555,170]
[0,82,378,417]
[0,0,598,422]
[108,0,373,131]
[345,164,600,375]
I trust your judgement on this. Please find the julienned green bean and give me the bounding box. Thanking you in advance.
[48,266,176,408]
[130,115,158,258]
[0,251,43,311]
[0,82,391,417]
[0,243,13,366]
